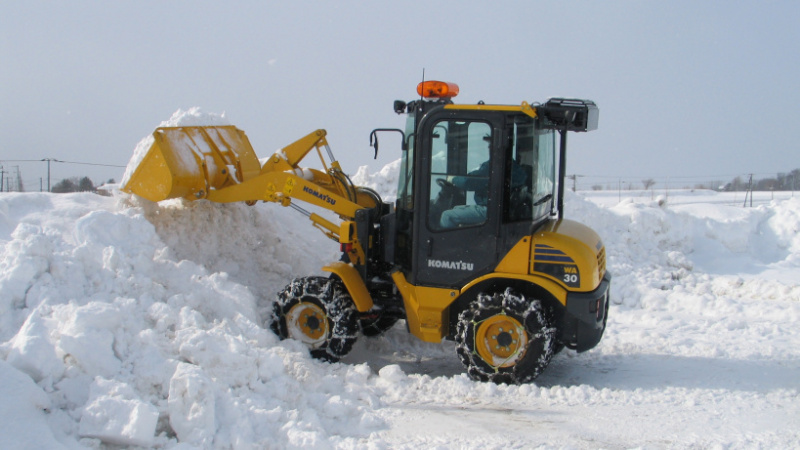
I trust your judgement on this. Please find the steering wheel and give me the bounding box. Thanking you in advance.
[436,178,456,189]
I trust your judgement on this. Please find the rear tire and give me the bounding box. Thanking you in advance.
[359,311,400,337]
[455,288,556,384]
[271,276,358,362]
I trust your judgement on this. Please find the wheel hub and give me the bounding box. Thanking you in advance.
[475,313,528,368]
[286,302,329,348]
[496,330,513,348]
[305,314,321,332]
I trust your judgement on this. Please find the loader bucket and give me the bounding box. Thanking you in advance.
[122,126,261,202]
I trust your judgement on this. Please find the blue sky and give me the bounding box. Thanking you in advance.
[2,1,799,190]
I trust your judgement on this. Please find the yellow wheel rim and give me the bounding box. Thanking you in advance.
[475,313,528,368]
[286,302,329,348]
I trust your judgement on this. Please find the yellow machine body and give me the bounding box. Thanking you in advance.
[392,218,605,342]
[121,82,608,383]
[122,123,606,345]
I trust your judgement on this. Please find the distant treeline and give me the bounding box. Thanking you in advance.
[581,168,800,192]
[51,177,116,193]
[41,169,800,194]
[720,169,799,192]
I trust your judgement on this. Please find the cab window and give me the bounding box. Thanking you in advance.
[504,116,556,223]
[428,120,492,230]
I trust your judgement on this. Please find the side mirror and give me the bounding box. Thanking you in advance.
[369,128,407,159]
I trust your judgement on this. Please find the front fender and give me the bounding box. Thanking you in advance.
[321,261,374,312]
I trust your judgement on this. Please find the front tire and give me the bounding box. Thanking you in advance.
[455,288,556,384]
[271,276,358,362]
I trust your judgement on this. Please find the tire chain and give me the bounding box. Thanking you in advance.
[271,276,359,362]
[455,287,556,384]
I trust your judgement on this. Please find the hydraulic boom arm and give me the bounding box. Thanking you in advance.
[122,127,376,245]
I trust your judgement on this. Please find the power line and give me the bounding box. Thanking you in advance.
[0,158,125,168]
[53,159,126,168]
[0,158,125,192]
[579,173,766,180]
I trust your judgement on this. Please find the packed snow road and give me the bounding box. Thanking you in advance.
[0,177,798,448]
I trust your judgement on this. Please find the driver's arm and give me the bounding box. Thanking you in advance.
[450,161,490,190]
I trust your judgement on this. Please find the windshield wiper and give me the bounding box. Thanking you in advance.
[533,194,553,206]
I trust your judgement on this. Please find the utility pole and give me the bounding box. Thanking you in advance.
[0,165,4,193]
[743,173,753,207]
[14,166,23,192]
[567,174,582,192]
[42,158,52,192]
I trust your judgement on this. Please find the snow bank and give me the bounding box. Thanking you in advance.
[351,159,400,202]
[568,191,800,294]
[0,192,381,448]
[566,192,800,370]
[1,154,799,448]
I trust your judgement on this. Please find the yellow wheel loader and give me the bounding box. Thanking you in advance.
[122,81,610,383]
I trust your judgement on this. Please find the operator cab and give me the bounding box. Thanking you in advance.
[391,81,560,288]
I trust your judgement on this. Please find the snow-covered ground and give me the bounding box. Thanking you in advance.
[1,158,799,447]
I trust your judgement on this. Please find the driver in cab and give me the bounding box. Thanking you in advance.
[440,160,526,228]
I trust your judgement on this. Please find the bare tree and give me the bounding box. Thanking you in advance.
[51,178,78,193]
[78,177,95,192]
[51,176,96,193]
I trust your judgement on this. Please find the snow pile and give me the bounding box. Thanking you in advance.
[565,192,800,369]
[351,159,400,202]
[0,192,382,448]
[569,190,800,285]
[1,125,799,447]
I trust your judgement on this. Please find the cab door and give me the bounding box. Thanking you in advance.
[411,111,504,288]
